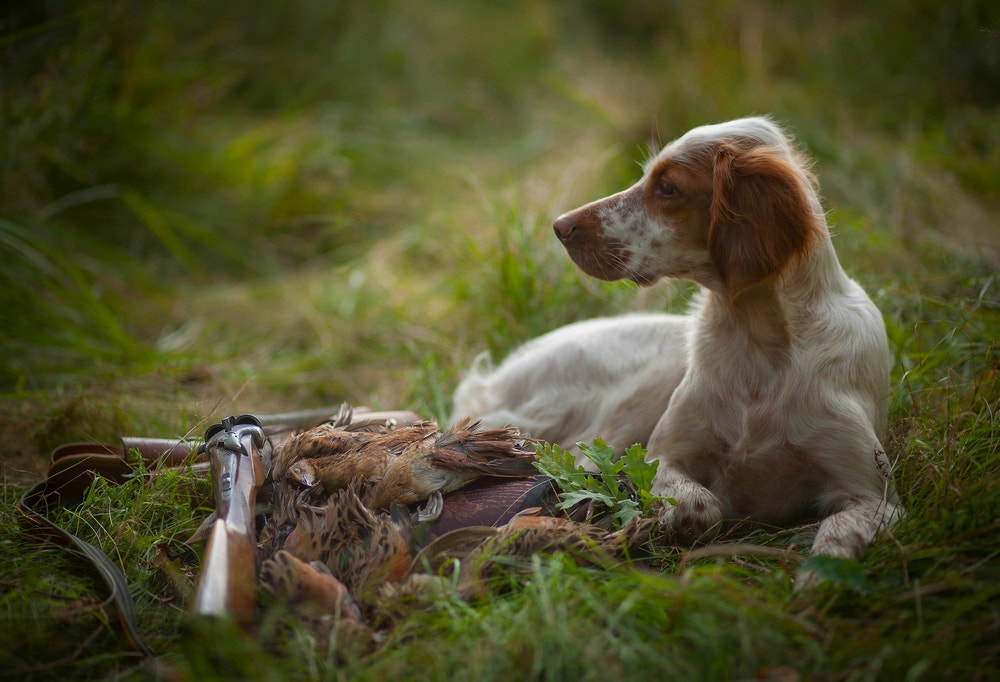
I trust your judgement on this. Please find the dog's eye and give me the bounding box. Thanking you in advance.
[655,180,678,198]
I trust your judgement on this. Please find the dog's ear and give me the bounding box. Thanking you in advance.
[709,143,821,300]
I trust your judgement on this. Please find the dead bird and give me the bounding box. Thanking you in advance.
[398,508,659,600]
[260,550,362,621]
[283,421,440,491]
[281,418,538,509]
[277,487,442,598]
[259,549,376,655]
[366,418,539,508]
[260,415,430,556]
[258,482,442,641]
[271,412,416,484]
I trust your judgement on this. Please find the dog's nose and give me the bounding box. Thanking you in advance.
[553,214,576,242]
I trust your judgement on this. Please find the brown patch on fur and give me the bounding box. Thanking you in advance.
[643,157,715,256]
[709,144,823,300]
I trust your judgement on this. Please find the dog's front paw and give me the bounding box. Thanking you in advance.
[656,484,724,545]
[794,567,822,591]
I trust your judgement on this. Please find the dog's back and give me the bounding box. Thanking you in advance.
[452,312,687,460]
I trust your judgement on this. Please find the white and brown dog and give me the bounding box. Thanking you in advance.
[453,117,900,567]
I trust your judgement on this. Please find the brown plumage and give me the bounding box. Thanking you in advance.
[260,550,361,621]
[279,487,415,598]
[259,549,374,655]
[260,416,432,556]
[278,418,538,509]
[499,509,656,561]
[272,414,418,481]
[283,421,440,491]
[404,508,658,599]
[366,418,538,508]
[258,484,441,633]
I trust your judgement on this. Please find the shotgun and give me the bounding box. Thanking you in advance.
[193,415,267,628]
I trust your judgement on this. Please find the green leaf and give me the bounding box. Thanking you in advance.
[533,442,589,489]
[579,438,616,471]
[799,555,871,594]
[612,498,642,527]
[557,489,617,511]
[578,439,622,496]
[621,443,657,489]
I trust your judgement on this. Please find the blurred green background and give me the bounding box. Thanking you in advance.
[2,0,998,468]
[2,4,1000,678]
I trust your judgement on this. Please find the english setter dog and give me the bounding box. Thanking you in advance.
[452,117,900,570]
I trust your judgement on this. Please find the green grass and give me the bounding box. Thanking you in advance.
[2,1,999,680]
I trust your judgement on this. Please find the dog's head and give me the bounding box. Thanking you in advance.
[553,117,824,299]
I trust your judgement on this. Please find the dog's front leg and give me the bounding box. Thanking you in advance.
[795,494,902,589]
[809,495,900,560]
[653,466,724,545]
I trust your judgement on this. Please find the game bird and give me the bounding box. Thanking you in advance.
[258,485,445,649]
[279,417,539,508]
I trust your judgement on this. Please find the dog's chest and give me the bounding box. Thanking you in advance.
[681,386,824,522]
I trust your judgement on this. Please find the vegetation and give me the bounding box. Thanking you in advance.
[2,1,998,679]
[534,439,666,528]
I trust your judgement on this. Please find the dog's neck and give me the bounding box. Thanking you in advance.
[700,282,791,357]
[695,229,849,359]
[783,229,854,301]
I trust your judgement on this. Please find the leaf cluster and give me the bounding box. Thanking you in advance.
[533,438,667,529]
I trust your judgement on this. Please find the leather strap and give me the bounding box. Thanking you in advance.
[17,437,204,656]
[17,482,156,657]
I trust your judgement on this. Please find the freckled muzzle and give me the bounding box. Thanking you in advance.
[553,209,624,281]
[553,190,646,283]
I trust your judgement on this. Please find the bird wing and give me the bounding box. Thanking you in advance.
[361,420,440,457]
[428,418,538,477]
